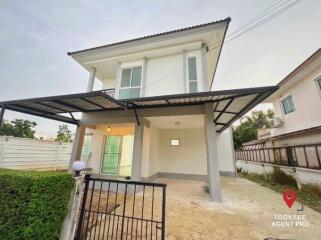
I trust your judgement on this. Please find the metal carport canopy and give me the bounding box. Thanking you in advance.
[0,86,277,132]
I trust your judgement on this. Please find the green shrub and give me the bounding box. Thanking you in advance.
[0,169,74,240]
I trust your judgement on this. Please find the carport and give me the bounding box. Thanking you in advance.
[0,86,277,202]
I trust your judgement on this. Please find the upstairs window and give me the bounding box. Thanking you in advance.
[281,95,295,114]
[119,66,142,99]
[188,57,198,93]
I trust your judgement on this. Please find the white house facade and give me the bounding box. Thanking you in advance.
[259,48,321,146]
[0,18,277,202]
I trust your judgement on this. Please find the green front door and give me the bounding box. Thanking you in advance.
[101,136,122,174]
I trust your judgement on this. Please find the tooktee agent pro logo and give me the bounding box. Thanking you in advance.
[271,189,310,228]
[283,189,297,208]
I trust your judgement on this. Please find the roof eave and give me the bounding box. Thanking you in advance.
[67,18,231,57]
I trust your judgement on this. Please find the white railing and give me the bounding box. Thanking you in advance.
[0,136,73,171]
[102,88,116,98]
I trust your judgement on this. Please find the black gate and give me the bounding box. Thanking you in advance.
[75,175,166,240]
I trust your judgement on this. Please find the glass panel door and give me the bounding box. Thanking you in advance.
[101,136,122,174]
[80,134,92,162]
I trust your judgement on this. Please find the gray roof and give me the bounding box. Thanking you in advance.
[67,18,231,56]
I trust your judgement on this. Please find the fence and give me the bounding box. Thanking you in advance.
[235,143,321,170]
[0,136,72,171]
[75,175,167,240]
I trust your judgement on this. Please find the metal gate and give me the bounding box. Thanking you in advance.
[75,175,166,240]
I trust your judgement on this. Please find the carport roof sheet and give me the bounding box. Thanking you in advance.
[0,86,277,132]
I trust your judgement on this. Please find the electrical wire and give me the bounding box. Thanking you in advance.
[144,0,301,89]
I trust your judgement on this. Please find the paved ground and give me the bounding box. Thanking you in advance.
[159,177,321,240]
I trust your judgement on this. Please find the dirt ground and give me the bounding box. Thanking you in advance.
[160,177,321,240]
[83,177,321,239]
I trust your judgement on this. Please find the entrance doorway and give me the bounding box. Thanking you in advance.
[101,136,122,174]
[101,135,134,176]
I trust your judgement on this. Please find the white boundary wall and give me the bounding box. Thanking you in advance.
[0,136,72,171]
[236,160,321,187]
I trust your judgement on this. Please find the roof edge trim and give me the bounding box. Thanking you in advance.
[67,18,231,56]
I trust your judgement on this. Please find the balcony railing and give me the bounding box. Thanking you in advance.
[235,143,321,170]
[102,88,116,98]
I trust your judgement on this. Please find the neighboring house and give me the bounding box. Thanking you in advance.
[236,49,321,175]
[0,18,277,202]
[257,48,321,146]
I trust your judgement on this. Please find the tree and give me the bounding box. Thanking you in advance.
[0,119,37,138]
[56,125,72,142]
[233,109,274,149]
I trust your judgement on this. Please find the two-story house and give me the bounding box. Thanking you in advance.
[0,18,277,202]
[258,48,321,146]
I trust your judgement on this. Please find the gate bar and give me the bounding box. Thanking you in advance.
[75,174,90,239]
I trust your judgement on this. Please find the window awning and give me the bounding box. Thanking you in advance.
[0,86,277,132]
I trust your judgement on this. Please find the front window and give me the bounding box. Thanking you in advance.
[281,95,295,114]
[188,57,198,93]
[118,66,142,99]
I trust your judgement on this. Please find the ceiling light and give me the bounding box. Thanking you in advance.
[107,125,112,132]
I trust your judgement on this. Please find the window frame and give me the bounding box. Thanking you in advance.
[187,56,198,93]
[281,95,295,115]
[118,65,142,99]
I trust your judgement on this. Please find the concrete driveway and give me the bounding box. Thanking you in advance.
[159,177,321,240]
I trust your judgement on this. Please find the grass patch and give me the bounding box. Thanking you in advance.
[239,169,321,213]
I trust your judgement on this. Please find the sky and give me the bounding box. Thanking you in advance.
[0,0,320,136]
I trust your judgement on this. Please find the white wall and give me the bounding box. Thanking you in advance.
[145,54,184,96]
[148,124,160,176]
[86,128,104,173]
[217,127,236,174]
[236,160,321,187]
[272,66,321,135]
[0,136,72,170]
[101,49,204,98]
[158,129,207,175]
[102,77,116,89]
[141,126,151,178]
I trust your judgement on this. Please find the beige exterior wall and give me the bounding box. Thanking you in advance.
[147,124,160,176]
[119,135,134,176]
[158,129,207,175]
[82,117,235,179]
[271,65,321,135]
[264,129,321,147]
[85,125,135,175]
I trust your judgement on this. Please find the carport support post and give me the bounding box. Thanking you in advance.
[0,105,5,127]
[131,120,144,181]
[68,125,86,173]
[204,103,222,202]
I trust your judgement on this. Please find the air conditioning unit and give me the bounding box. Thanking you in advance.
[273,117,284,128]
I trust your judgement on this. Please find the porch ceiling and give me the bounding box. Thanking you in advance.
[0,86,277,132]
